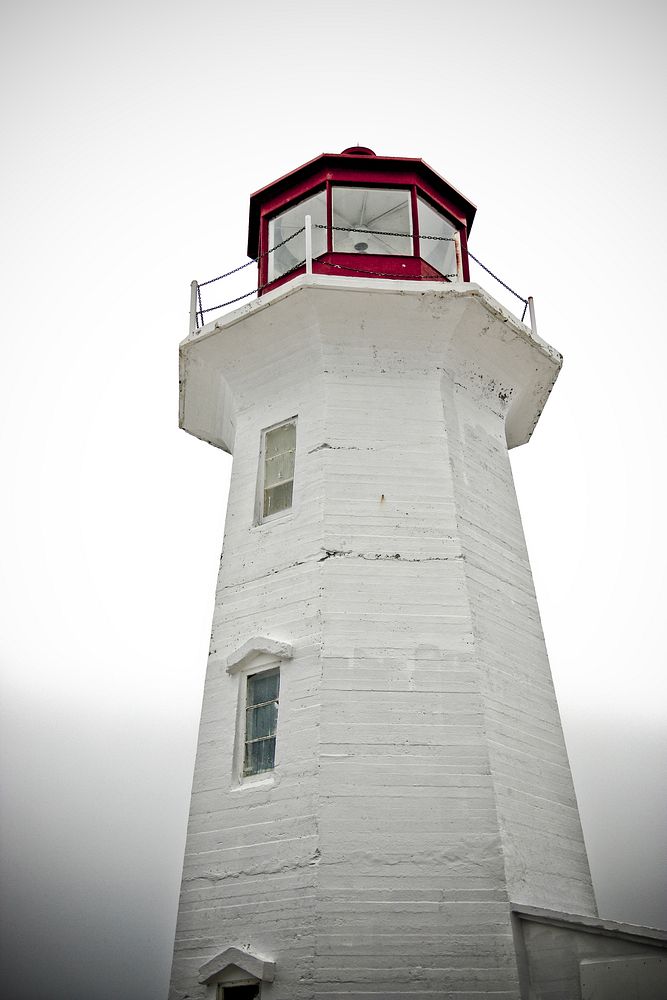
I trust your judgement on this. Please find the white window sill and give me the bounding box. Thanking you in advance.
[231,774,276,793]
[253,509,294,529]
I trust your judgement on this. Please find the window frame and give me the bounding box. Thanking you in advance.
[416,193,462,280]
[242,667,280,779]
[256,416,297,525]
[253,155,474,291]
[267,188,327,282]
[330,183,414,257]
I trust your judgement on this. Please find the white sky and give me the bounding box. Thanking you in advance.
[1,2,666,998]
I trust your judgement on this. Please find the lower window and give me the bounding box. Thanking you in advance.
[217,986,260,1000]
[243,669,280,777]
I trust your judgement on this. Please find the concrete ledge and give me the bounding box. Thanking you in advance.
[512,903,667,1000]
[511,903,667,945]
[179,276,562,455]
[198,946,276,985]
[225,636,293,674]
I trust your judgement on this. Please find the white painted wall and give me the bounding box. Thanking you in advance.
[170,278,594,999]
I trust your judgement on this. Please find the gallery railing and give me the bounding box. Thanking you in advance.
[189,215,536,337]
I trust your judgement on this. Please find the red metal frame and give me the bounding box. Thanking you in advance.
[410,186,420,258]
[250,149,476,293]
[264,253,450,296]
[325,179,333,254]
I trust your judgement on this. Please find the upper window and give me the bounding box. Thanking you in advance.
[332,186,412,255]
[268,191,327,281]
[260,418,296,521]
[418,196,459,278]
[244,669,280,777]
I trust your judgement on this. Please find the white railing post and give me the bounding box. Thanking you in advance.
[528,295,537,335]
[305,215,313,276]
[189,280,198,336]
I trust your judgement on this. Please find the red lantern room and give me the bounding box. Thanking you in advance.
[248,147,476,296]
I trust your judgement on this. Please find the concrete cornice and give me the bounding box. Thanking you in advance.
[180,274,552,351]
[224,636,293,674]
[198,946,276,984]
[179,276,561,454]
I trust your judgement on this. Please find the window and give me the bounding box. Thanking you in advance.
[332,186,412,255]
[417,196,459,278]
[244,669,280,777]
[268,191,327,281]
[260,419,296,521]
[217,987,260,1000]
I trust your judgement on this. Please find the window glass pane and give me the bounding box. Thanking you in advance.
[248,670,280,706]
[418,197,458,277]
[265,421,296,460]
[263,481,293,518]
[268,191,327,281]
[332,186,412,256]
[244,670,280,777]
[244,736,276,776]
[264,452,295,489]
[262,421,296,519]
[246,702,278,741]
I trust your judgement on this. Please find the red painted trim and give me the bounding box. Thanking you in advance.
[318,253,449,282]
[249,152,474,215]
[415,187,461,232]
[325,180,332,254]
[260,252,455,296]
[252,154,477,297]
[259,213,268,288]
[248,153,476,258]
[410,186,420,257]
[459,227,470,282]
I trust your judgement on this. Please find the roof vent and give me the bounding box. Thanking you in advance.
[340,145,376,156]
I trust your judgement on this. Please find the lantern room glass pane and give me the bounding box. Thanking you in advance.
[332,186,412,255]
[268,191,327,281]
[418,197,459,278]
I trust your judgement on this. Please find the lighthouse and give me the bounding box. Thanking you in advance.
[169,149,666,1000]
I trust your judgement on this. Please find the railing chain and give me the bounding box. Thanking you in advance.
[198,227,305,288]
[314,224,456,242]
[199,257,308,315]
[192,227,530,332]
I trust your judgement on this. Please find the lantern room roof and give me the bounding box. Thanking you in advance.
[247,148,477,258]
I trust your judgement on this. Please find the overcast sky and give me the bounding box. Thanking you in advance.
[1,2,666,998]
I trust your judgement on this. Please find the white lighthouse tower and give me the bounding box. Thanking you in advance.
[169,148,667,1000]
